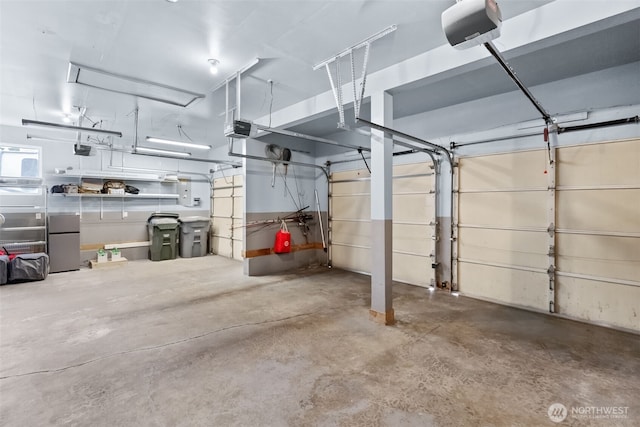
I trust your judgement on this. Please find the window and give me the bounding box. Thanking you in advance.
[0,145,41,178]
[0,145,42,195]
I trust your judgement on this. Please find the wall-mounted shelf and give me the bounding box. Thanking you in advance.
[51,193,179,199]
[54,170,178,183]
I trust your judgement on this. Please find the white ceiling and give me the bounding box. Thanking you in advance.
[0,0,637,153]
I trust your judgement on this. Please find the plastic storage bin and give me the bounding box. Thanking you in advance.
[178,216,210,258]
[147,213,180,261]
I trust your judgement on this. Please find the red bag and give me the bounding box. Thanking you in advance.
[273,220,291,254]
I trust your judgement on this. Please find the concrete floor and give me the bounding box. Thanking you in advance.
[1,256,638,427]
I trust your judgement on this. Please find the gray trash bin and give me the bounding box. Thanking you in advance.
[148,213,180,261]
[179,216,210,258]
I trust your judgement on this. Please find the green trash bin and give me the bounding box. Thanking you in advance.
[178,216,210,258]
[147,213,179,261]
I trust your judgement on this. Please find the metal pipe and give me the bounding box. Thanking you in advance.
[451,129,543,148]
[484,41,553,124]
[557,115,639,133]
[132,150,240,167]
[227,138,329,180]
[236,71,241,119]
[225,80,229,125]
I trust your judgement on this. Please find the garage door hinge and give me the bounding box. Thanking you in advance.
[548,245,555,257]
[547,223,555,237]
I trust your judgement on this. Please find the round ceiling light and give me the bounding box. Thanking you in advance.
[208,59,220,75]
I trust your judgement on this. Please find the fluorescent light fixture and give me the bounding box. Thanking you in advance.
[134,147,191,157]
[67,62,204,108]
[208,59,220,75]
[27,134,79,143]
[22,119,122,137]
[146,136,211,150]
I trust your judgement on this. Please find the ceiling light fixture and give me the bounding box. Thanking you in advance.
[62,114,72,123]
[22,119,122,137]
[134,147,191,157]
[208,59,220,75]
[27,134,79,143]
[146,136,211,150]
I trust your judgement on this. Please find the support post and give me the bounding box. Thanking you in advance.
[369,91,394,325]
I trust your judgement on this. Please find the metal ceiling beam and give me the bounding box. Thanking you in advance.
[22,119,122,137]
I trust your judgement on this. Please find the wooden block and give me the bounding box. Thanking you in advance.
[369,309,395,325]
[89,257,128,269]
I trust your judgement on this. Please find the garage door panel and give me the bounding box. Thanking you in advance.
[212,218,233,239]
[459,192,547,228]
[213,237,233,258]
[394,162,432,176]
[394,194,434,223]
[332,245,370,274]
[459,150,547,190]
[331,221,371,248]
[557,234,640,282]
[556,277,640,331]
[393,224,432,255]
[557,140,640,186]
[330,162,434,287]
[233,197,243,217]
[393,177,431,193]
[332,170,371,181]
[393,253,431,286]
[332,181,370,195]
[332,195,370,219]
[213,175,243,261]
[233,241,243,260]
[458,228,548,269]
[213,199,233,218]
[459,263,548,310]
[557,189,640,232]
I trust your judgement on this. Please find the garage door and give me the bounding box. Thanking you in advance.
[555,139,640,330]
[211,174,243,260]
[330,162,435,287]
[456,139,639,331]
[457,149,549,310]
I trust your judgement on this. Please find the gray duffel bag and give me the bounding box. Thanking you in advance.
[0,255,8,285]
[9,253,49,282]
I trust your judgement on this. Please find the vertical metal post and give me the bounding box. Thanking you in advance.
[451,155,459,291]
[225,80,230,125]
[547,130,558,312]
[236,71,241,120]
